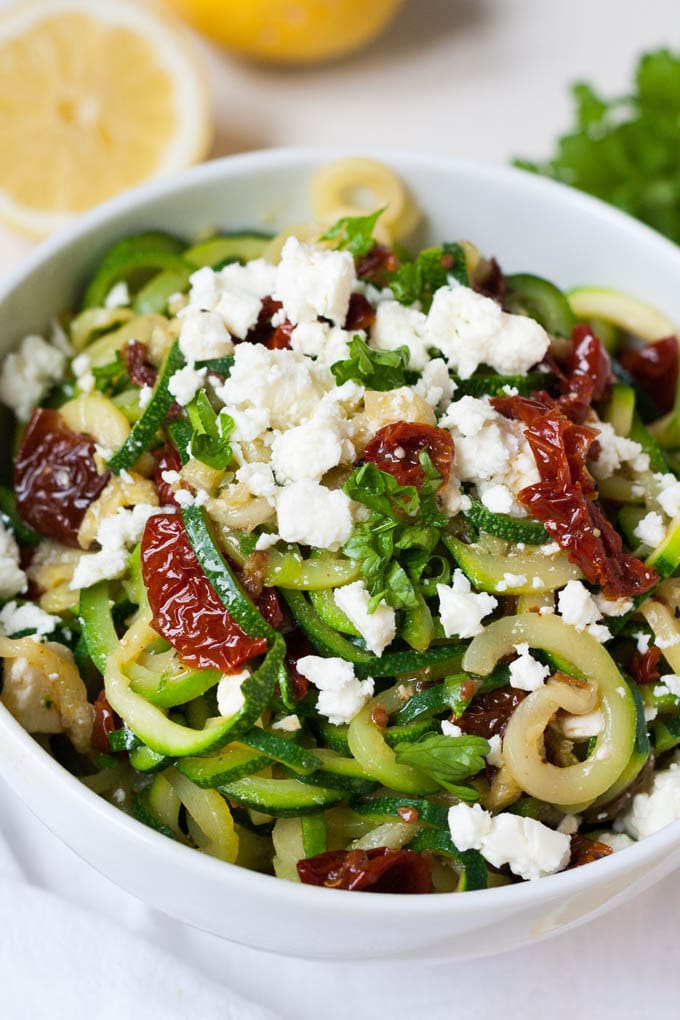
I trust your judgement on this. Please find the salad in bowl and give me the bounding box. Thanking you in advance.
[2,156,680,899]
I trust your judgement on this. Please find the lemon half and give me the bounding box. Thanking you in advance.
[0,0,212,237]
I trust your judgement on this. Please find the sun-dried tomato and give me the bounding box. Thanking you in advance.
[363,421,454,490]
[141,514,267,672]
[474,257,506,302]
[492,393,658,599]
[254,587,283,630]
[356,243,398,283]
[283,630,314,700]
[243,296,294,350]
[630,645,662,685]
[297,847,432,893]
[14,408,110,547]
[124,339,158,389]
[92,690,121,754]
[620,336,679,416]
[152,446,184,508]
[345,292,375,331]
[566,323,612,405]
[458,687,527,739]
[568,832,613,868]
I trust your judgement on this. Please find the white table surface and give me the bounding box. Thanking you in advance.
[2,0,680,1016]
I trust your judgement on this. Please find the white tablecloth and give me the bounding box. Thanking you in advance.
[2,1,680,1015]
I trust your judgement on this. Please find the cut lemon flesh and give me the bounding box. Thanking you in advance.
[0,0,211,237]
[567,287,677,343]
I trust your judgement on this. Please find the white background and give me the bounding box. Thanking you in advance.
[1,1,680,1017]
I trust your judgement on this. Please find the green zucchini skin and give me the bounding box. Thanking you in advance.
[464,498,550,544]
[81,232,187,310]
[504,272,575,338]
[216,776,344,816]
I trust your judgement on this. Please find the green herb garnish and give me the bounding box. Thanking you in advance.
[320,208,385,259]
[395,734,489,800]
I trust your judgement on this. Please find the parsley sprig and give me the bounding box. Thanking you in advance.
[331,335,412,390]
[515,49,680,244]
[343,460,448,611]
[388,242,469,309]
[395,733,489,801]
[186,390,234,470]
[320,208,385,259]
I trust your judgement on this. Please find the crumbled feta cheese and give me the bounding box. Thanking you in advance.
[589,421,649,479]
[623,755,680,839]
[272,714,301,732]
[559,708,604,739]
[448,802,571,881]
[486,733,503,768]
[178,308,234,363]
[556,814,580,835]
[644,705,658,722]
[594,593,634,618]
[333,580,396,656]
[437,569,498,639]
[414,357,456,410]
[275,480,353,551]
[104,281,130,309]
[426,285,549,379]
[633,631,651,654]
[0,334,66,422]
[254,532,280,551]
[216,345,329,434]
[441,720,463,737]
[185,260,276,342]
[480,483,514,514]
[0,520,27,599]
[371,300,430,370]
[441,396,539,515]
[216,669,250,718]
[138,384,153,409]
[71,352,94,394]
[270,408,352,484]
[496,572,528,592]
[174,488,209,509]
[599,832,634,852]
[655,473,680,518]
[168,365,207,406]
[655,675,680,699]
[508,642,550,691]
[70,504,164,589]
[235,462,278,504]
[274,237,354,326]
[557,580,611,642]
[289,322,356,368]
[634,511,666,548]
[296,655,374,725]
[0,601,59,638]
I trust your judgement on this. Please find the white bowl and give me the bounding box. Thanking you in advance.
[2,149,680,961]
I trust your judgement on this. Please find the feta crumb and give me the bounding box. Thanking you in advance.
[644,705,658,722]
[275,480,353,551]
[70,504,164,590]
[333,580,396,656]
[254,532,280,551]
[437,569,498,639]
[270,409,351,484]
[480,483,514,514]
[655,473,680,518]
[589,421,649,479]
[427,285,549,379]
[168,365,207,406]
[448,802,571,881]
[599,832,634,852]
[272,714,301,732]
[274,237,355,326]
[508,642,550,692]
[559,708,604,739]
[0,520,27,599]
[633,631,651,655]
[486,734,503,768]
[0,334,66,422]
[655,674,680,699]
[413,357,456,410]
[623,755,680,839]
[557,814,580,835]
[557,580,611,643]
[104,281,130,309]
[296,655,374,726]
[441,720,463,737]
[496,572,528,592]
[71,352,94,394]
[216,669,250,718]
[594,593,634,618]
[178,307,234,363]
[634,511,666,548]
[0,601,59,638]
[138,384,153,409]
[371,300,430,370]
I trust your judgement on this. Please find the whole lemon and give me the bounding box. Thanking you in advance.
[160,0,403,64]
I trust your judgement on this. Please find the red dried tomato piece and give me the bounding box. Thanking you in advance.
[620,336,679,416]
[297,847,433,893]
[255,587,283,630]
[363,421,454,490]
[474,257,506,302]
[14,408,110,547]
[284,630,314,700]
[141,514,268,672]
[152,446,184,508]
[492,393,658,599]
[458,687,527,739]
[356,243,398,282]
[566,323,612,404]
[244,296,294,350]
[568,833,613,868]
[345,292,375,331]
[124,340,158,389]
[630,645,662,685]
[92,690,121,754]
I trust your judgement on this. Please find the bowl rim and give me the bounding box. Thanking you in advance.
[2,145,680,918]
